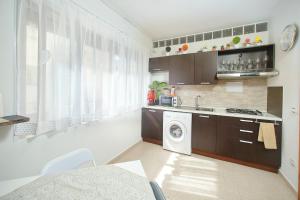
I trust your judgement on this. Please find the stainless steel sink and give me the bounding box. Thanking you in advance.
[176,106,214,112]
[196,107,214,112]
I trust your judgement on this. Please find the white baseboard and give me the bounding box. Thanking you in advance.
[279,169,298,194]
[105,138,142,164]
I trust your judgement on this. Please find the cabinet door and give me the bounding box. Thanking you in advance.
[216,116,240,158]
[169,54,194,85]
[149,57,170,72]
[255,122,282,168]
[194,52,217,84]
[141,108,164,143]
[192,114,217,153]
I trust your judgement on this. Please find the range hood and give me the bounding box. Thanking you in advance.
[217,70,279,79]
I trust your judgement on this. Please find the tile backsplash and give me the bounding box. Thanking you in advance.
[169,79,267,111]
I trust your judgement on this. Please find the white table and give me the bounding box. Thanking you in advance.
[0,160,146,197]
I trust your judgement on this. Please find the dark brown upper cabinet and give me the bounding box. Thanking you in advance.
[149,57,170,72]
[194,52,218,84]
[169,54,195,85]
[192,113,217,153]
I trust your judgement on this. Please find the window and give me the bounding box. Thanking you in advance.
[16,0,149,137]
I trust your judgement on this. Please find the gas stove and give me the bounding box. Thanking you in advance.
[226,108,263,116]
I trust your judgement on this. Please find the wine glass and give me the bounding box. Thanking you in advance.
[263,55,268,69]
[227,60,231,71]
[233,60,238,71]
[247,59,253,70]
[239,60,245,72]
[256,58,261,70]
[221,60,226,71]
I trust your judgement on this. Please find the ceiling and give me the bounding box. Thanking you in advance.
[100,0,280,40]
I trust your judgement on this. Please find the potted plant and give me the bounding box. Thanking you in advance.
[148,81,168,105]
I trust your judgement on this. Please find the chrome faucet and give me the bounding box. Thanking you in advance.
[195,95,201,110]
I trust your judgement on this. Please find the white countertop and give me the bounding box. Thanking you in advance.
[144,105,282,122]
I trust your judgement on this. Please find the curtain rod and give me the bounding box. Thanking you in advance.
[69,0,128,36]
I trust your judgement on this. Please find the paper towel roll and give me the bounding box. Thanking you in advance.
[0,93,3,117]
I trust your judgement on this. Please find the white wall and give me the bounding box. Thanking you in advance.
[0,0,151,181]
[268,0,300,191]
[151,31,269,58]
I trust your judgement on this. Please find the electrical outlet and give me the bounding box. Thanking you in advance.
[289,158,295,168]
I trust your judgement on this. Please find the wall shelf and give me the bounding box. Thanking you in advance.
[0,115,29,127]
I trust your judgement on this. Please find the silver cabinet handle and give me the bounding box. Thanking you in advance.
[239,140,253,144]
[152,68,161,71]
[198,115,210,118]
[240,119,254,123]
[254,121,280,126]
[177,82,185,85]
[200,82,211,85]
[240,129,254,133]
[148,109,156,112]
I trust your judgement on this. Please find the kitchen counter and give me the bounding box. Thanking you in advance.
[144,105,282,122]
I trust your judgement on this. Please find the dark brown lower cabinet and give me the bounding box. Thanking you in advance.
[192,114,217,153]
[141,108,282,172]
[255,121,282,168]
[141,108,164,144]
[216,116,240,159]
[216,116,281,169]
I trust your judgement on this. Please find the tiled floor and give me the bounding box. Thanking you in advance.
[111,142,297,200]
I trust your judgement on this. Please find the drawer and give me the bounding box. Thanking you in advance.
[236,127,258,142]
[236,118,259,131]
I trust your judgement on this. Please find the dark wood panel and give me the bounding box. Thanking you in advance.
[192,114,217,153]
[149,57,170,72]
[217,115,282,167]
[254,121,282,168]
[216,116,239,158]
[169,54,195,85]
[194,52,218,84]
[143,138,162,145]
[267,86,283,117]
[141,108,164,142]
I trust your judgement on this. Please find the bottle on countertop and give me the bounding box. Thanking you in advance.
[170,86,176,97]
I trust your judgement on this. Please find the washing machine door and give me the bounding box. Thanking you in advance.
[166,120,186,143]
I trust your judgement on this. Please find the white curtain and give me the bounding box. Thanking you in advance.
[15,0,150,137]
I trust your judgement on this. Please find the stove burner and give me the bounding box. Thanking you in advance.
[226,108,263,116]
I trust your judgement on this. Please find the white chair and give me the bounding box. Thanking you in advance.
[41,148,96,176]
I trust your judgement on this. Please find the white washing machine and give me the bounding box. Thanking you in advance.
[163,111,192,155]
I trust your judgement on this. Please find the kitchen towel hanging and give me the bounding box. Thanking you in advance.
[258,122,277,149]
